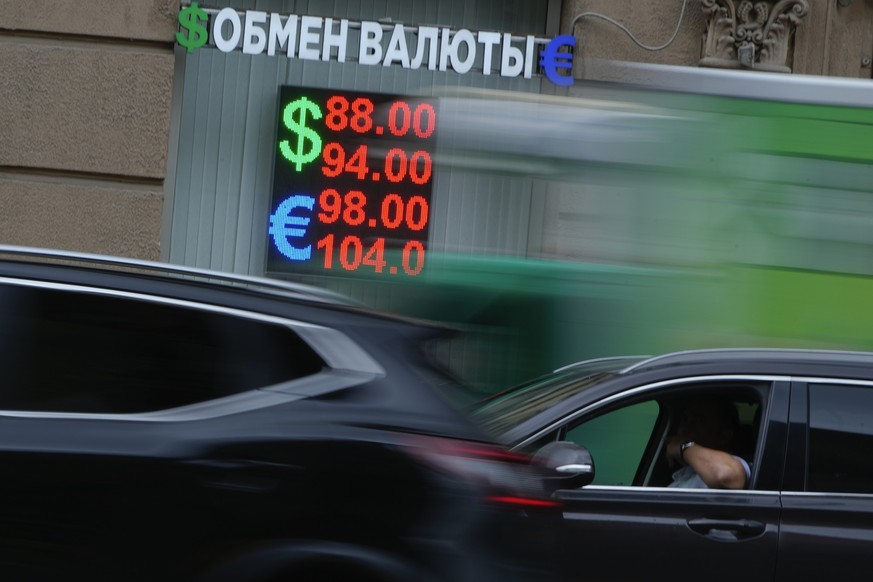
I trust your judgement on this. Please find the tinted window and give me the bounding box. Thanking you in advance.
[565,400,659,486]
[0,283,324,413]
[557,385,764,489]
[472,371,617,435]
[808,383,873,494]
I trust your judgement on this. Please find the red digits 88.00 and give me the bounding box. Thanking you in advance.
[325,96,374,134]
[349,98,374,133]
[325,96,349,131]
[388,101,436,139]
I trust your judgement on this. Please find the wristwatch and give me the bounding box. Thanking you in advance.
[679,440,695,462]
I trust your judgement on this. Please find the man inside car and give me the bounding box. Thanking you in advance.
[665,397,751,489]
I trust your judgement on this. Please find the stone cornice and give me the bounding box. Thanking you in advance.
[700,0,809,72]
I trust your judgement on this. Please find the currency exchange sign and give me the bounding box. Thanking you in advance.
[267,86,438,278]
[540,35,576,87]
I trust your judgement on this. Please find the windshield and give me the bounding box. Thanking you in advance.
[470,356,647,436]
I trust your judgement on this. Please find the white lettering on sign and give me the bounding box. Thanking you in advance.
[268,13,298,57]
[322,18,349,62]
[243,10,267,55]
[477,31,500,75]
[196,9,546,81]
[501,33,524,77]
[448,29,476,74]
[383,23,411,68]
[359,21,383,65]
[212,8,241,52]
[298,15,322,60]
[410,27,439,70]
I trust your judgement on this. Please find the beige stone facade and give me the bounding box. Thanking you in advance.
[0,0,176,260]
[563,0,873,78]
[0,1,869,262]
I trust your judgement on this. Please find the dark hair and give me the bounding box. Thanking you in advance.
[677,396,740,447]
[701,396,739,430]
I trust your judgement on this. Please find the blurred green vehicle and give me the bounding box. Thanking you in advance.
[311,64,873,396]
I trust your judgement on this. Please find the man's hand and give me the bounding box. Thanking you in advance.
[665,434,687,468]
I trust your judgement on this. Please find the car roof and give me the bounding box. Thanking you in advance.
[0,244,359,306]
[621,348,873,373]
[0,244,461,348]
[553,355,652,374]
[485,347,873,445]
[557,348,873,378]
[0,245,482,438]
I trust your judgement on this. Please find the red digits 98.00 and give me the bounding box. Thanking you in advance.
[317,189,429,232]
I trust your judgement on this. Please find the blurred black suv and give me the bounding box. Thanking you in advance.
[0,246,557,582]
[474,349,873,582]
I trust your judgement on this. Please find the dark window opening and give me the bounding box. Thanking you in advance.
[0,284,324,413]
[557,383,766,489]
[808,383,873,494]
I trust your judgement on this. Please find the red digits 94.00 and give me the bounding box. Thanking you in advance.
[322,143,369,180]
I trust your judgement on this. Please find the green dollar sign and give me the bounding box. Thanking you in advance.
[177,2,208,53]
[280,97,323,172]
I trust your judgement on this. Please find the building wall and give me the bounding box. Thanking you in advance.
[563,0,873,79]
[795,0,873,77]
[163,0,556,276]
[561,0,707,68]
[1,0,871,264]
[0,0,177,259]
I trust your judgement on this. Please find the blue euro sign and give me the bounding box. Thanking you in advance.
[540,35,576,87]
[269,194,315,261]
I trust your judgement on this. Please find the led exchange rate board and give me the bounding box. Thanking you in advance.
[267,86,438,278]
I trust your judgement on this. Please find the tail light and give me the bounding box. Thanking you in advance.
[404,435,560,509]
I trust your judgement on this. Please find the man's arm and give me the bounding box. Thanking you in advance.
[678,443,747,489]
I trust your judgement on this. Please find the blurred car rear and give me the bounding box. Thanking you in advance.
[0,246,559,581]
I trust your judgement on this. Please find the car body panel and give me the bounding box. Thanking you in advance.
[556,487,781,582]
[0,247,558,581]
[474,350,873,582]
[775,379,873,580]
[539,377,790,582]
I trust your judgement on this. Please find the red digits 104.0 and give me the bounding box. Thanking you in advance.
[316,236,426,276]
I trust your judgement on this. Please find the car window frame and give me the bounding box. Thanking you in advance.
[513,374,790,492]
[0,277,385,419]
[561,397,666,487]
[788,377,873,496]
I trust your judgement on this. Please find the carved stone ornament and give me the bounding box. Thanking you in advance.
[700,0,809,72]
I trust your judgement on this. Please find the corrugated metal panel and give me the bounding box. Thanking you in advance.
[166,0,552,276]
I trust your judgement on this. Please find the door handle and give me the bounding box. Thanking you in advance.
[686,518,766,540]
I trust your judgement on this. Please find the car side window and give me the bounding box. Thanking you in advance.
[560,384,767,489]
[808,383,873,494]
[564,400,660,486]
[0,283,325,413]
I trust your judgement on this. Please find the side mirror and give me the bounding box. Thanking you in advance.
[533,441,595,493]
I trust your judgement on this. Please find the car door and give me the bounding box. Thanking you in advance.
[544,377,790,582]
[0,280,327,577]
[776,379,873,581]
